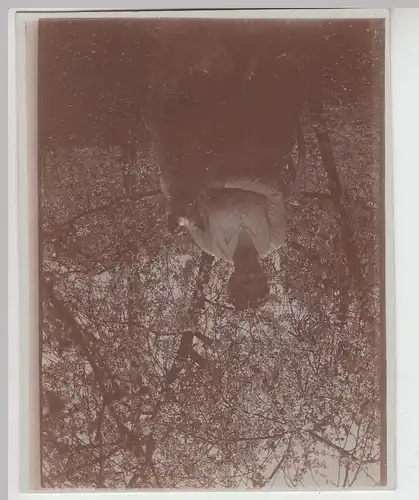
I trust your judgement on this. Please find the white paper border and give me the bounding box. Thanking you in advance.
[8,5,418,500]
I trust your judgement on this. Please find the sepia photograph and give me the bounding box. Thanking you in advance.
[36,11,388,490]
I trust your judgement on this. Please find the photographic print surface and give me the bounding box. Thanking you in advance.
[39,14,387,489]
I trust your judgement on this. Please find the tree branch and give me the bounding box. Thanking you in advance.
[43,190,162,237]
[306,57,363,288]
[163,252,214,389]
[307,430,378,466]
[45,283,150,464]
[265,439,292,485]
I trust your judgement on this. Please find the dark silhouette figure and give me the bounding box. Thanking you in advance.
[148,23,313,309]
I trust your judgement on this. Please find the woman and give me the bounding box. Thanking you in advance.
[148,22,311,309]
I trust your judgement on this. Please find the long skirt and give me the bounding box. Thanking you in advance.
[149,26,314,201]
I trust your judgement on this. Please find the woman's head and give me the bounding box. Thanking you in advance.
[228,249,269,310]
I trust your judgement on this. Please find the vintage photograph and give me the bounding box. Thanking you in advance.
[38,14,387,489]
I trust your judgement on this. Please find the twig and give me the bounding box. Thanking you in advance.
[306,59,363,288]
[265,439,292,485]
[43,190,162,237]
